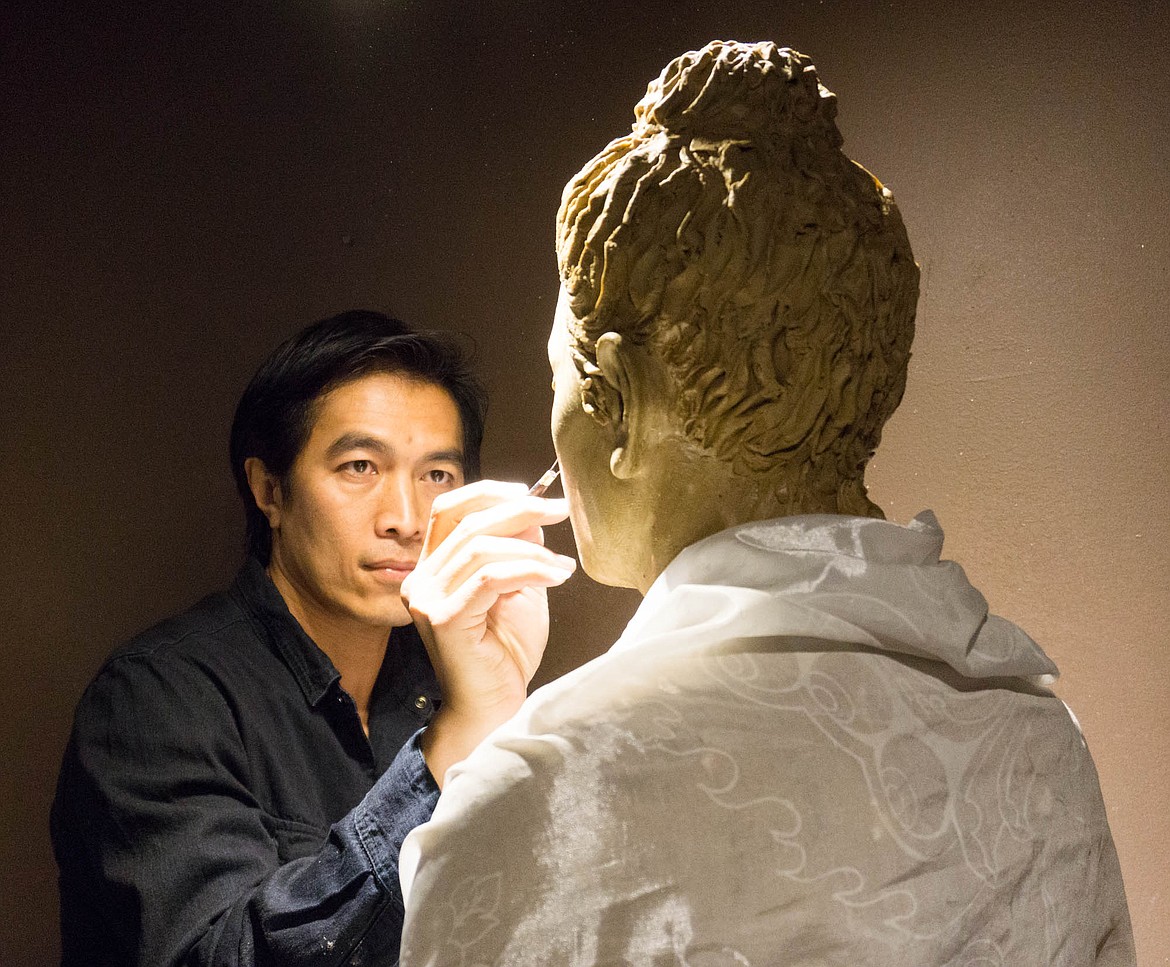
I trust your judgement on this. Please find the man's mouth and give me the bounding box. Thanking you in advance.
[363,560,417,578]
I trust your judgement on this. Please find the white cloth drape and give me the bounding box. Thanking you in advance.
[400,512,1134,966]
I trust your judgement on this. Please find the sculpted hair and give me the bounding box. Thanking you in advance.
[556,41,919,516]
[229,310,487,563]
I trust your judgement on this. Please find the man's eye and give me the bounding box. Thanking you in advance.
[346,460,374,475]
[427,469,454,485]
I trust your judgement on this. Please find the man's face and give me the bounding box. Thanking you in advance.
[266,372,465,635]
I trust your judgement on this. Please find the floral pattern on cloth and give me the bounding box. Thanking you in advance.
[400,512,1134,966]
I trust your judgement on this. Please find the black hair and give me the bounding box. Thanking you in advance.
[228,310,487,563]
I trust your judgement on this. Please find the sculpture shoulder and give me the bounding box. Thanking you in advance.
[408,643,1130,966]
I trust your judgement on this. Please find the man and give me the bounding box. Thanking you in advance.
[398,42,1135,964]
[51,310,575,965]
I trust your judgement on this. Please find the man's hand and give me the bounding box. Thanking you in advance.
[401,480,575,787]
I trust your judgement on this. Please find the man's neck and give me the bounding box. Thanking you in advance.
[267,567,391,735]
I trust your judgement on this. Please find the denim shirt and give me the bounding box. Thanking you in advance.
[51,557,442,967]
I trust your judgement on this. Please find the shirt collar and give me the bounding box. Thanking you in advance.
[615,511,1057,681]
[230,556,343,707]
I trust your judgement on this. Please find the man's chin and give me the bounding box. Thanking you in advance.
[345,590,411,632]
[363,602,412,631]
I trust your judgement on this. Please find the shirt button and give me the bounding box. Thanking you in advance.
[413,695,429,710]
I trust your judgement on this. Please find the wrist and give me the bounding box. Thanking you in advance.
[420,703,516,790]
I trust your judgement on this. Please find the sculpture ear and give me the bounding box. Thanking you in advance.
[594,331,654,481]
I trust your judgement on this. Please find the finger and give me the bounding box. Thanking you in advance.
[423,535,576,595]
[423,496,570,565]
[423,480,531,551]
[452,496,570,542]
[516,524,546,547]
[411,558,576,628]
[406,542,575,622]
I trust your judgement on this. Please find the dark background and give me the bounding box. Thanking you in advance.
[4,1,1167,962]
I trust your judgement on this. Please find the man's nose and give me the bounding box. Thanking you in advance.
[375,474,425,541]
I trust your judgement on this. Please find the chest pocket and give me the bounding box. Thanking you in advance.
[261,813,329,863]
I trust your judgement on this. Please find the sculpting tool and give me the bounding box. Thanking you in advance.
[527,459,560,496]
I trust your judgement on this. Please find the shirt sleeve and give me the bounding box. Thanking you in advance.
[51,650,440,967]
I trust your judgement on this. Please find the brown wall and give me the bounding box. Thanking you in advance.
[3,1,1166,962]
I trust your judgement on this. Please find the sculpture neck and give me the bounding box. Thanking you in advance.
[630,447,882,594]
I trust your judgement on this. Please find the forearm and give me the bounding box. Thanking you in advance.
[58,732,439,967]
[419,701,521,790]
[205,735,438,965]
[201,733,440,966]
[185,823,398,967]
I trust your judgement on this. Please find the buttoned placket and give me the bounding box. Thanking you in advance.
[325,685,380,774]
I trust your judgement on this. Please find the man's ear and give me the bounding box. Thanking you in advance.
[244,457,283,530]
[594,331,657,481]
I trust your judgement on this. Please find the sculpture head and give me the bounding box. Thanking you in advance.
[550,41,919,591]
